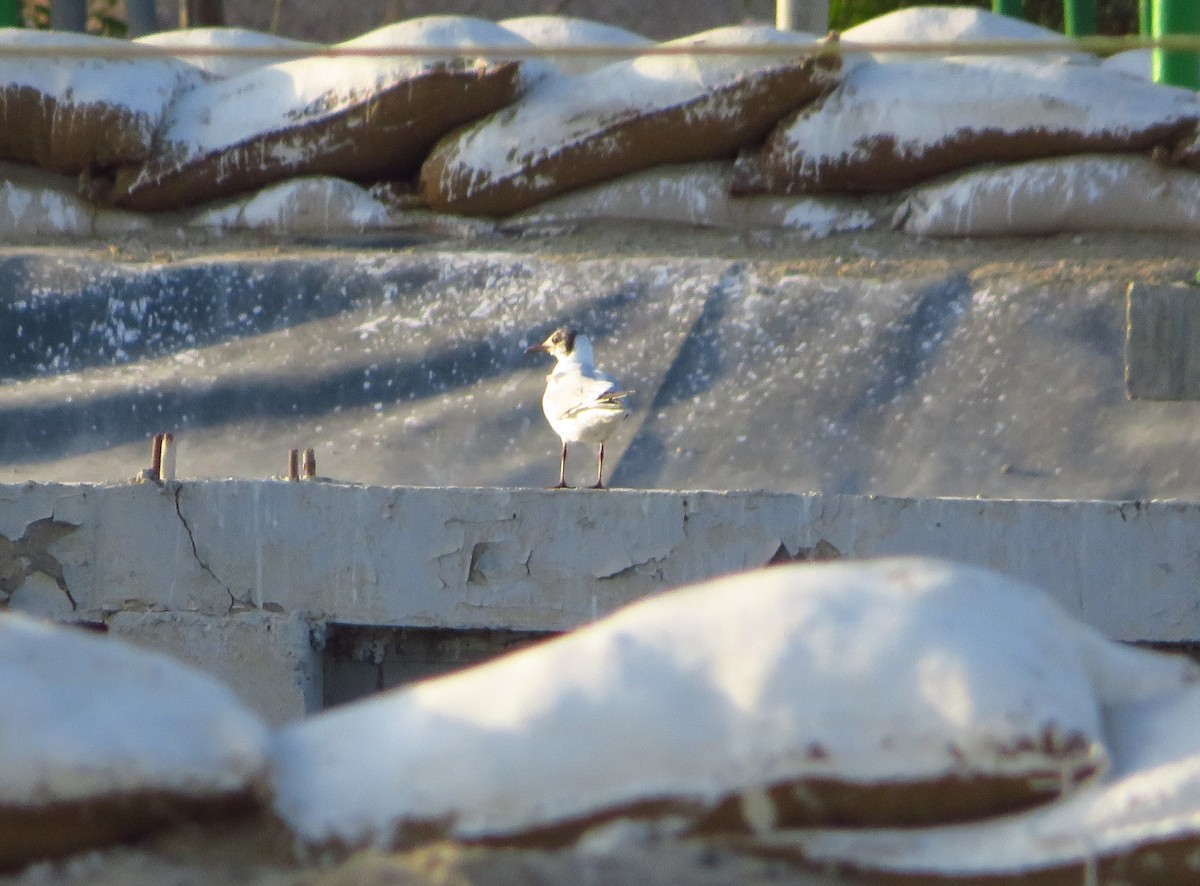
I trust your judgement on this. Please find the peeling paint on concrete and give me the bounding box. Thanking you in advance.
[0,516,79,610]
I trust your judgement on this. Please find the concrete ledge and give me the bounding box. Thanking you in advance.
[105,609,322,725]
[0,482,1198,643]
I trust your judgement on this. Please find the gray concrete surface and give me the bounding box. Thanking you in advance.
[4,239,1200,501]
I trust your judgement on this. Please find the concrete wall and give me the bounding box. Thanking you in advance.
[2,480,1197,641]
[6,480,1198,719]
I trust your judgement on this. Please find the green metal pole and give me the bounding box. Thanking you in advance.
[1140,0,1153,37]
[1063,0,1096,36]
[1153,0,1200,90]
[992,0,1023,19]
[0,0,20,27]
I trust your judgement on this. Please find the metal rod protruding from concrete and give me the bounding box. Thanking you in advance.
[160,433,176,483]
[151,434,165,483]
[776,0,829,34]
[301,448,317,480]
[776,0,795,31]
[287,449,300,481]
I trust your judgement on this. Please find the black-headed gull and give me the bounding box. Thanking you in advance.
[526,327,630,489]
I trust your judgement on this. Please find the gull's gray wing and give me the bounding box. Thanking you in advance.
[544,372,627,422]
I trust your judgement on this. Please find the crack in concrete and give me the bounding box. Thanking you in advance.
[173,485,237,611]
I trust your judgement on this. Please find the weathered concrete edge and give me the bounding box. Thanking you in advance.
[0,481,1196,643]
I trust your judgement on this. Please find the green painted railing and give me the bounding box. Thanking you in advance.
[1063,0,1096,36]
[994,0,1198,89]
[0,0,20,27]
[1154,0,1200,89]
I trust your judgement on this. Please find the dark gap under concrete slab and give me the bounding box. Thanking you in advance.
[323,624,558,708]
[1134,640,1200,667]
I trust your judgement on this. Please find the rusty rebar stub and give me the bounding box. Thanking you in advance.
[301,448,317,480]
[287,449,300,481]
[159,433,177,483]
[150,433,164,482]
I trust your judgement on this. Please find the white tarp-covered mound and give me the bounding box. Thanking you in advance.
[0,611,270,868]
[269,558,1198,853]
[896,154,1200,237]
[498,15,652,75]
[133,26,320,79]
[6,557,1200,879]
[418,25,840,217]
[0,164,396,238]
[189,175,393,232]
[104,16,540,211]
[0,29,206,173]
[730,55,1200,194]
[742,684,1200,883]
[509,161,883,236]
[2,8,1200,236]
[0,162,148,238]
[841,5,1096,65]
